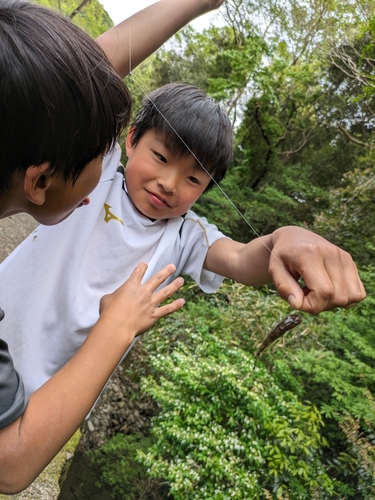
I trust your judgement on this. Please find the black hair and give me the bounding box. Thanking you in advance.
[0,0,131,194]
[130,83,233,191]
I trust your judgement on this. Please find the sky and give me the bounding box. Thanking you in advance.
[99,0,220,31]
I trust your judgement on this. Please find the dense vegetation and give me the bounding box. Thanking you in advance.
[34,0,375,497]
[127,0,375,265]
[88,274,375,499]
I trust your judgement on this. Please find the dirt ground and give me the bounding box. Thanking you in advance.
[0,213,37,263]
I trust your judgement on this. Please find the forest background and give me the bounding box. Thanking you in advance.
[32,0,375,498]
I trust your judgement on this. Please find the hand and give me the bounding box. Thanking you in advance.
[269,226,366,313]
[202,0,226,12]
[99,262,185,338]
[189,0,225,17]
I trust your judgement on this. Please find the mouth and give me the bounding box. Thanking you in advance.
[146,190,171,208]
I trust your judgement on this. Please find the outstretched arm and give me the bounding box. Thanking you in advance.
[204,226,366,313]
[97,0,225,78]
[0,263,184,494]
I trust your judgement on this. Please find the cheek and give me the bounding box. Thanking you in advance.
[125,164,143,190]
[87,174,100,195]
[185,185,206,203]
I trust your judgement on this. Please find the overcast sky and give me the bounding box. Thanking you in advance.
[99,0,219,31]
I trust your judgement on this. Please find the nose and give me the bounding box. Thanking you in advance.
[157,169,178,194]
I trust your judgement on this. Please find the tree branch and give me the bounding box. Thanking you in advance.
[337,122,374,148]
[69,0,91,20]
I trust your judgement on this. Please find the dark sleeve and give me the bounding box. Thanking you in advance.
[0,338,28,429]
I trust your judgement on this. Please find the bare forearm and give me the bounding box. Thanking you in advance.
[0,320,133,494]
[97,0,223,78]
[0,263,184,494]
[204,236,274,287]
[205,227,366,313]
[231,236,274,286]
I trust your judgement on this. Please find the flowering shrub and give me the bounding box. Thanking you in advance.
[138,321,334,499]
[89,277,375,498]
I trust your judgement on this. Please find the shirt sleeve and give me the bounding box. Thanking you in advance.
[178,212,230,293]
[0,338,28,429]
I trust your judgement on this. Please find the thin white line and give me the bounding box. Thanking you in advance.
[128,27,132,76]
[129,73,278,260]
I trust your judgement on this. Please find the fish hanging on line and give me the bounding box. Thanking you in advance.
[253,313,302,369]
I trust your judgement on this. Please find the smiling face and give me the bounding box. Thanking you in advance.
[125,130,211,220]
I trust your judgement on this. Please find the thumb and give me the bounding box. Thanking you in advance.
[270,261,305,310]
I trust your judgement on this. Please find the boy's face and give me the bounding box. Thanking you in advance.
[28,155,103,225]
[125,130,211,220]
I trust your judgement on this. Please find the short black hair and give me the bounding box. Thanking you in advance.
[130,83,233,191]
[0,0,131,194]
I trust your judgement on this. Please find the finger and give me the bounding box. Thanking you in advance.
[269,255,308,310]
[301,253,346,312]
[269,227,366,313]
[143,263,177,291]
[126,261,149,283]
[299,250,366,311]
[337,252,366,307]
[270,251,335,314]
[134,297,185,338]
[154,297,186,320]
[153,277,185,304]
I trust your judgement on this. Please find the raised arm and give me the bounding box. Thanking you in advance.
[204,226,366,314]
[97,0,225,78]
[0,263,184,494]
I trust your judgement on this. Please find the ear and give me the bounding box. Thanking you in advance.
[125,128,135,157]
[23,163,53,205]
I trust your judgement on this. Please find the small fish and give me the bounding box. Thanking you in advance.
[253,313,302,368]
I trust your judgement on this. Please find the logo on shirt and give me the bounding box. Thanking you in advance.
[104,203,124,225]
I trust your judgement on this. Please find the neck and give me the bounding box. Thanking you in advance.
[0,181,28,221]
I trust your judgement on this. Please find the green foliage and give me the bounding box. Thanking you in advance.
[288,266,375,425]
[136,287,334,499]
[33,0,113,37]
[339,397,375,500]
[314,166,375,267]
[83,277,375,499]
[90,433,154,500]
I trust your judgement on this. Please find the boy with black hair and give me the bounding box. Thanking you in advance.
[0,82,366,427]
[0,0,226,492]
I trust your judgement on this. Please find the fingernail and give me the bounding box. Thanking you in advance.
[287,295,296,307]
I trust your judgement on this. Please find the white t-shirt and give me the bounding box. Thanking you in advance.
[0,145,227,397]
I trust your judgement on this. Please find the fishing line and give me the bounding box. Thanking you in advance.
[127,29,279,262]
[128,72,302,350]
[130,74,282,261]
[126,30,301,362]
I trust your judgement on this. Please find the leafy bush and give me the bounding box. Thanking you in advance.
[90,434,154,500]
[89,275,375,499]
[137,295,334,499]
[339,393,375,500]
[288,266,375,424]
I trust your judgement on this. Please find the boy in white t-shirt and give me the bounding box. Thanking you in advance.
[0,0,226,492]
[0,83,366,402]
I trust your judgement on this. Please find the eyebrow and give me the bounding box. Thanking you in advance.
[154,134,171,151]
[155,132,209,174]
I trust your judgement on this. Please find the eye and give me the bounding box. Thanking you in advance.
[154,151,167,163]
[188,176,200,185]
